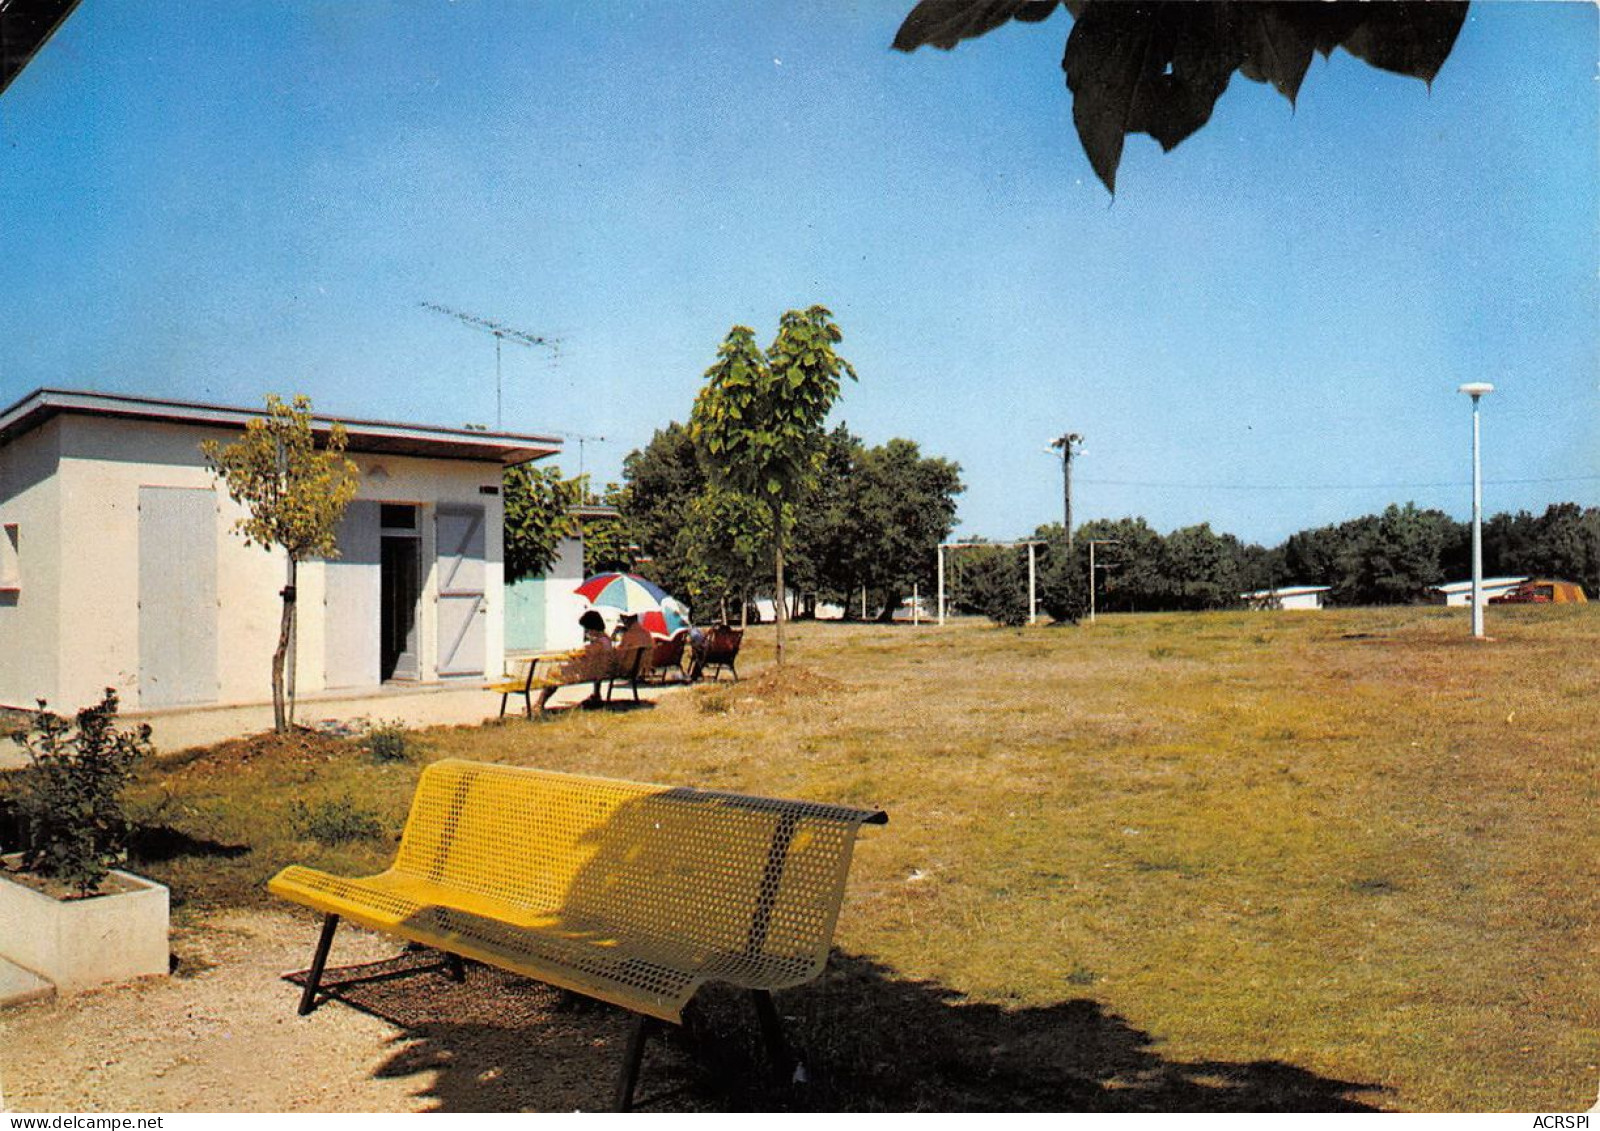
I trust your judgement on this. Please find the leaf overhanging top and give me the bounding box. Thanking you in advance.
[894,0,1469,194]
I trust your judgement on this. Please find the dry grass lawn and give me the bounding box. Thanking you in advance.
[110,605,1599,1111]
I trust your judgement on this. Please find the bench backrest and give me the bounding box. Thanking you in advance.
[393,759,883,976]
[703,626,742,664]
[649,631,687,670]
[610,643,649,682]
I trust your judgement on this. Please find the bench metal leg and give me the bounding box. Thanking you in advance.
[443,952,466,983]
[613,1013,657,1112]
[751,990,798,1082]
[298,913,341,1016]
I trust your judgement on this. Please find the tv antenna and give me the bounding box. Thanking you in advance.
[555,431,607,495]
[420,301,561,429]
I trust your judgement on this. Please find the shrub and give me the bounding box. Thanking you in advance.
[364,719,412,763]
[8,689,154,896]
[1038,539,1088,624]
[288,796,385,845]
[960,547,1032,627]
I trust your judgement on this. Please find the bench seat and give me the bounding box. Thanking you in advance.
[269,863,820,1021]
[269,759,885,1030]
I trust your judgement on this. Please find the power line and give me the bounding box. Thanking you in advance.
[1078,475,1600,492]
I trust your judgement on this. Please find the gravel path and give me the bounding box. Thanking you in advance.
[0,909,663,1113]
[1,911,426,1112]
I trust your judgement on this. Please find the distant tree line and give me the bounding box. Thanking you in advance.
[605,421,964,624]
[952,502,1600,624]
[503,423,965,627]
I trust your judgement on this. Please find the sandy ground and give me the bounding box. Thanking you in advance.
[1,910,432,1112]
[0,908,671,1113]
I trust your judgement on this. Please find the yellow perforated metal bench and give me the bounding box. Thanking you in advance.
[268,758,886,1109]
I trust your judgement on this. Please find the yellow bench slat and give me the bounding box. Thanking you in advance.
[269,759,884,1022]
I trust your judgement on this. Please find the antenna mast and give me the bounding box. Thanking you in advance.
[420,301,560,429]
[555,431,607,499]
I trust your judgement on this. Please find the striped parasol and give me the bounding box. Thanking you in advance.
[573,572,689,636]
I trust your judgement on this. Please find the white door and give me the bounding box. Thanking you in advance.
[325,501,381,689]
[138,487,218,707]
[436,505,486,676]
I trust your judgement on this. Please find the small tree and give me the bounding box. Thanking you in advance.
[690,307,855,665]
[202,395,359,733]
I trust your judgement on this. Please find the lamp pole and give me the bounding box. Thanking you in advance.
[1458,382,1494,639]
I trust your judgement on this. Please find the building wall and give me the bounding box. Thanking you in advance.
[1277,592,1325,611]
[11,414,508,712]
[543,536,587,651]
[504,535,585,654]
[1433,579,1525,607]
[0,420,63,708]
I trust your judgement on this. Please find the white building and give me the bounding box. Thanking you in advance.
[1427,577,1527,607]
[0,388,560,713]
[504,504,620,654]
[1242,585,1332,611]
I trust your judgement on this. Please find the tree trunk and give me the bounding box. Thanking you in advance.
[772,500,786,666]
[285,556,298,729]
[271,557,298,735]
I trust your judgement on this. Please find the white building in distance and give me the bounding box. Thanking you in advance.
[1241,585,1332,611]
[1426,577,1528,607]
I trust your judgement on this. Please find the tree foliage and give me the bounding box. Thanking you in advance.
[579,481,641,577]
[502,463,582,583]
[1486,503,1600,595]
[202,395,359,733]
[894,0,1469,193]
[958,545,1033,627]
[201,395,359,562]
[798,427,964,619]
[617,418,962,624]
[689,307,856,662]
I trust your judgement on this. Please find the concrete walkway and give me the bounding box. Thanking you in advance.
[1,679,682,767]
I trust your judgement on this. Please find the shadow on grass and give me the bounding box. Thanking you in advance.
[289,949,1384,1113]
[128,825,251,864]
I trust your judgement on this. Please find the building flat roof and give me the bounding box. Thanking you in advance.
[1430,577,1527,595]
[0,388,562,467]
[1242,585,1331,598]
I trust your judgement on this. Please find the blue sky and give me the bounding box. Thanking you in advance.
[2,1,1595,546]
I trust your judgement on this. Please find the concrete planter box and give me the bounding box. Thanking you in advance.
[0,855,169,993]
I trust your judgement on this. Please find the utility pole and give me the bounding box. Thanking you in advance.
[1050,433,1083,549]
[420,302,561,430]
[1087,538,1120,624]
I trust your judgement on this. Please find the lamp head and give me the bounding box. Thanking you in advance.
[1457,382,1495,399]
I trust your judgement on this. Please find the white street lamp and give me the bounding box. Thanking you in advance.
[1458,382,1494,639]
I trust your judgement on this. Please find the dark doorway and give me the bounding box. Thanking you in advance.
[381,506,421,681]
